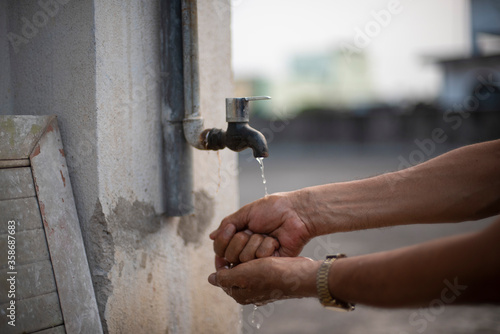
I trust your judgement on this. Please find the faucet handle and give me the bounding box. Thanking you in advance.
[244,96,271,102]
[226,96,271,122]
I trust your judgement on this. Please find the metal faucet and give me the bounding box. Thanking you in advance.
[201,96,270,158]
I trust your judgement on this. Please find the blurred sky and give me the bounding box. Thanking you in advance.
[231,0,470,103]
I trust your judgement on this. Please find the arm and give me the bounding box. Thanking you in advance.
[209,218,500,306]
[296,139,500,237]
[329,218,500,307]
[211,140,500,262]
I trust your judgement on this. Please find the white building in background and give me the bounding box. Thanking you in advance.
[276,49,374,112]
[236,48,374,117]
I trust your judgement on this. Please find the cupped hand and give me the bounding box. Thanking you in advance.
[208,256,321,305]
[209,192,314,264]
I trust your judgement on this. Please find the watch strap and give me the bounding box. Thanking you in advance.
[316,254,355,311]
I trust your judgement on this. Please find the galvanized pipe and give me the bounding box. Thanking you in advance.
[160,0,194,215]
[181,0,205,150]
[160,0,270,215]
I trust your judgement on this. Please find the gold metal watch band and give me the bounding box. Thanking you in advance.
[316,254,355,311]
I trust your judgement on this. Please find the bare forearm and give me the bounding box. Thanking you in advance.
[328,220,500,307]
[293,140,500,236]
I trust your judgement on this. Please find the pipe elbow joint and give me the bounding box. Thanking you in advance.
[183,117,206,150]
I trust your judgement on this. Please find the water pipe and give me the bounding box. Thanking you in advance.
[160,0,270,216]
[181,0,205,150]
[181,0,270,157]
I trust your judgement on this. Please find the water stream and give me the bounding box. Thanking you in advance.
[251,304,262,329]
[247,158,269,330]
[256,157,268,197]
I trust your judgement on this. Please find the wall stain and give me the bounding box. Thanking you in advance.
[140,252,148,269]
[0,118,15,147]
[87,197,161,332]
[177,190,214,247]
[108,197,161,253]
[59,170,66,187]
[30,124,42,135]
[31,144,41,158]
[118,261,124,278]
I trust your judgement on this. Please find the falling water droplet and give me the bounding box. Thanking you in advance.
[251,304,257,325]
[256,157,268,196]
[216,151,222,193]
[250,304,263,330]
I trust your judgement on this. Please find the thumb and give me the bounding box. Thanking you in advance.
[208,273,217,286]
[209,256,231,286]
[208,267,233,287]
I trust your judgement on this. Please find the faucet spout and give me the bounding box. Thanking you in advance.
[202,123,269,158]
[200,96,271,158]
[226,123,269,158]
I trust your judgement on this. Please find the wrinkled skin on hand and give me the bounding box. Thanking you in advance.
[208,256,320,305]
[210,193,313,265]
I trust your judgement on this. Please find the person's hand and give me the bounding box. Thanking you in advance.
[209,192,314,265]
[208,256,321,305]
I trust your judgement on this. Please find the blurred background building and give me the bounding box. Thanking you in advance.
[233,0,500,144]
[234,1,500,333]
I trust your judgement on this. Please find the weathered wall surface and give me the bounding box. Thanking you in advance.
[5,0,99,249]
[1,0,240,332]
[0,0,13,115]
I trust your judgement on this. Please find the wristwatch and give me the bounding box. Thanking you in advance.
[316,254,355,311]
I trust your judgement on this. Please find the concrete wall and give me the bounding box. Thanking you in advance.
[1,0,240,333]
[0,1,13,115]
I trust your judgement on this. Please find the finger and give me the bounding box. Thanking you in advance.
[213,261,265,305]
[256,236,280,258]
[216,265,248,290]
[225,230,252,264]
[208,266,232,288]
[213,224,236,258]
[239,233,265,263]
[208,273,217,286]
[209,228,218,240]
[215,255,229,271]
[208,270,233,289]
